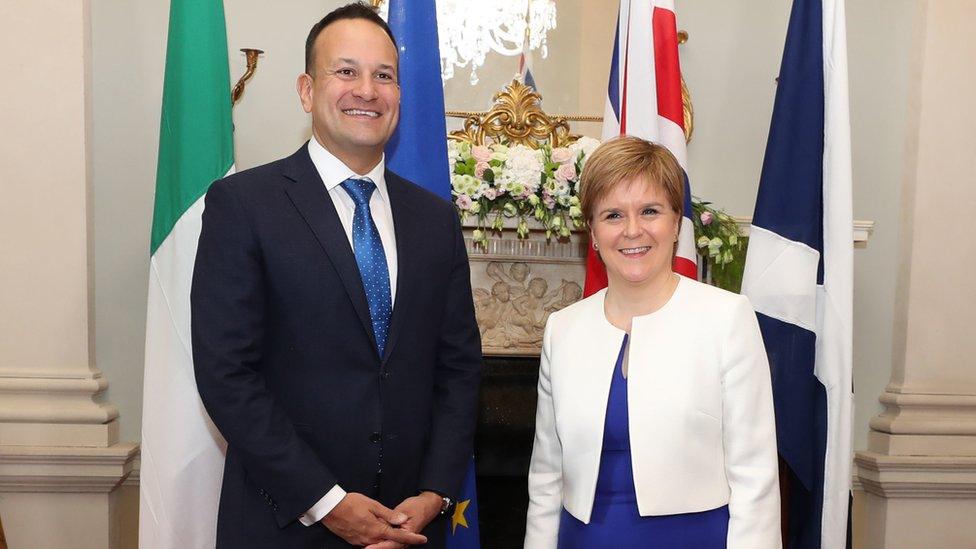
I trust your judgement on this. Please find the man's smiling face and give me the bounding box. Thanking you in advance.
[298,17,400,173]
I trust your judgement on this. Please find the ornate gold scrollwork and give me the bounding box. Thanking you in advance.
[445,31,695,145]
[448,80,575,149]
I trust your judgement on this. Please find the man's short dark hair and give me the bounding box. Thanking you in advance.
[304,2,398,75]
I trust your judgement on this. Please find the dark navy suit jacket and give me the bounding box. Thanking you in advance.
[191,144,482,548]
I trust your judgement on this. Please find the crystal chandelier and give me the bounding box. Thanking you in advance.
[378,0,557,85]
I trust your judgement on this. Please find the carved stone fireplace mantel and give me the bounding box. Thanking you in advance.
[463,219,586,356]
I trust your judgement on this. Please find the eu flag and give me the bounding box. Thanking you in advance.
[385,0,450,201]
[385,2,481,548]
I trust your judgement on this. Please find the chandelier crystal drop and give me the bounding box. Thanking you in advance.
[379,0,557,86]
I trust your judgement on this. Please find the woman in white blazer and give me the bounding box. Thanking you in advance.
[524,136,780,549]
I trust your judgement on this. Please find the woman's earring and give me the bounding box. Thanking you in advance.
[592,241,599,251]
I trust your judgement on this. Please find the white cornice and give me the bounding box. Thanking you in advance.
[854,451,976,498]
[0,443,139,493]
[733,217,875,245]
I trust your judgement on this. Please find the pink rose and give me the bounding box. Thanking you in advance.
[474,161,490,178]
[550,147,573,164]
[455,194,472,210]
[484,187,499,200]
[700,211,714,225]
[555,162,577,183]
[471,145,492,163]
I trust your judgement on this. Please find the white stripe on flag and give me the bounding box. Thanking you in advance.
[140,167,233,548]
[818,0,854,547]
[656,115,687,170]
[740,225,820,333]
[676,216,696,267]
[620,1,658,141]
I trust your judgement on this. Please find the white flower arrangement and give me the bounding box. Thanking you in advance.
[448,137,601,248]
[448,137,747,289]
[691,200,743,267]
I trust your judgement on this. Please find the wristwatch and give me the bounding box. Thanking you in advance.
[438,495,456,516]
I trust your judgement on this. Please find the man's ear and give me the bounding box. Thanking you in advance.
[296,73,314,114]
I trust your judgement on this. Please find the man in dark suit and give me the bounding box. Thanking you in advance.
[190,4,482,547]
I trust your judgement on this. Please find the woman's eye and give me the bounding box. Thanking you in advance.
[605,212,621,220]
[642,208,659,216]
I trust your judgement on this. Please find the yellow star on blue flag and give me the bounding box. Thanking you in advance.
[451,499,470,534]
[446,459,480,548]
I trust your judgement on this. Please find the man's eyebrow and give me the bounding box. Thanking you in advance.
[336,57,396,70]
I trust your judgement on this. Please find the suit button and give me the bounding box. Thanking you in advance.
[381,371,391,380]
[370,432,382,443]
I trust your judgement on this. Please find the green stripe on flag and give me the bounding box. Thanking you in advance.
[151,0,235,254]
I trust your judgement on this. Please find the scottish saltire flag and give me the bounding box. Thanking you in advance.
[385,2,481,547]
[584,0,697,296]
[741,0,854,547]
[140,0,232,546]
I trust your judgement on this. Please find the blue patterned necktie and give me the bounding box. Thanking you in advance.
[341,177,392,357]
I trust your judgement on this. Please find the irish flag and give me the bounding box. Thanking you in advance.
[140,0,233,546]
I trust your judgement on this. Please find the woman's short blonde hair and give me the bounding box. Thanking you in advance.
[578,135,685,225]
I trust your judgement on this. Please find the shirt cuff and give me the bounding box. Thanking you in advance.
[299,484,347,526]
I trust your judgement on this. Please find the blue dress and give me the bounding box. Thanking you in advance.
[557,334,730,548]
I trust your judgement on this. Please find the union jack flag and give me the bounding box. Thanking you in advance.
[584,0,697,296]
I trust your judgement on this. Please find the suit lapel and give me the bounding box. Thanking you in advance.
[281,145,378,352]
[382,170,423,363]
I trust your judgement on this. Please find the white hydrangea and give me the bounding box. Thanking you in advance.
[496,144,543,196]
[569,136,601,168]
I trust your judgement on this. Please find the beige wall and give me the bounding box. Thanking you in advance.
[91,0,915,454]
[846,0,915,449]
[891,0,976,396]
[2,0,94,374]
[91,0,170,446]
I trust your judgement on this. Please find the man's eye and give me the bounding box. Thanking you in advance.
[336,68,356,78]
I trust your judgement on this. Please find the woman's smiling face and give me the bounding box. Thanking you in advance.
[589,176,679,288]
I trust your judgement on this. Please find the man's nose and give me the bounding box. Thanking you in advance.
[352,75,378,100]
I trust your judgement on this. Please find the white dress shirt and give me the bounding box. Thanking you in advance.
[299,137,399,526]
